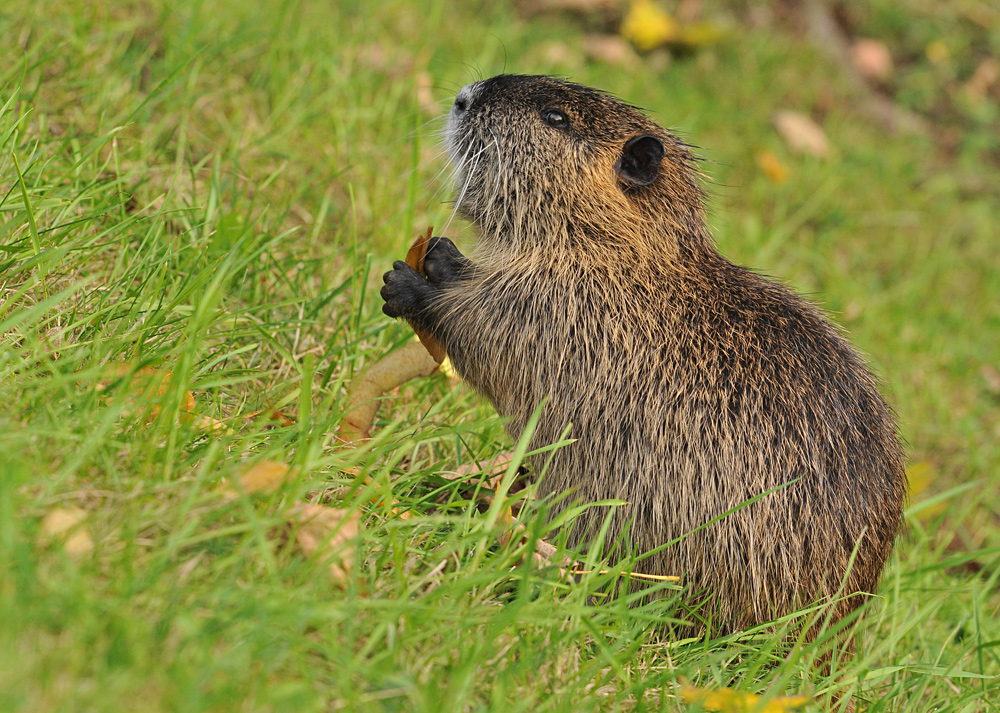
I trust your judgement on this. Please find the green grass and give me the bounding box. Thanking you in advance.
[1,1,999,711]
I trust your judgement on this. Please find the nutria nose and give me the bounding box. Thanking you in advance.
[453,84,478,116]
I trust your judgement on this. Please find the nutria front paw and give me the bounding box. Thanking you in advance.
[381,261,434,320]
[423,237,472,287]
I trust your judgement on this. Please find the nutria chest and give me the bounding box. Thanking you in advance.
[380,74,905,632]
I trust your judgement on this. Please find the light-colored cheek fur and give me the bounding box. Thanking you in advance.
[434,75,905,635]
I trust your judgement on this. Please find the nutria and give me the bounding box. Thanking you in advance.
[381,74,906,634]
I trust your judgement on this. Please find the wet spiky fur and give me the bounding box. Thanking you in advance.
[382,74,906,633]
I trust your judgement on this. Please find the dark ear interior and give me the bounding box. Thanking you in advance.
[615,134,665,188]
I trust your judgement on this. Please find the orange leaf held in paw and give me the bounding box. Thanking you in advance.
[404,225,447,364]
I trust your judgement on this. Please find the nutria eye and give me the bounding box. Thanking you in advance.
[542,109,569,129]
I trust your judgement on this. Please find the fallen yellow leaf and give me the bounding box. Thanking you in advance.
[925,39,950,66]
[191,415,235,435]
[907,460,933,498]
[439,355,458,380]
[621,0,677,52]
[286,503,361,586]
[906,460,947,521]
[672,22,724,49]
[38,507,93,558]
[680,685,808,712]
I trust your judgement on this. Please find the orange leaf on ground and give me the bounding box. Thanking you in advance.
[220,460,296,499]
[756,150,789,184]
[94,363,196,420]
[244,407,296,428]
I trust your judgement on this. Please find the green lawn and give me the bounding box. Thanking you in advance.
[2,1,999,711]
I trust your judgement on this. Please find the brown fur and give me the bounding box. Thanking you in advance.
[382,75,906,634]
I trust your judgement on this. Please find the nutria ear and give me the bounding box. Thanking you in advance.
[615,135,665,188]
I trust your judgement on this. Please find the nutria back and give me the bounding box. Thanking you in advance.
[381,74,906,633]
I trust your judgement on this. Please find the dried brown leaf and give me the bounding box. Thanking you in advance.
[415,71,438,117]
[582,34,641,69]
[980,364,1000,395]
[38,507,93,557]
[851,38,893,82]
[286,503,361,586]
[404,225,432,277]
[966,57,1000,98]
[439,450,515,483]
[191,415,236,435]
[773,110,832,159]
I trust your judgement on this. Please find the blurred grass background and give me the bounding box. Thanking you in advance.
[1,0,998,711]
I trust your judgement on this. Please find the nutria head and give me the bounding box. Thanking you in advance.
[444,75,709,259]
